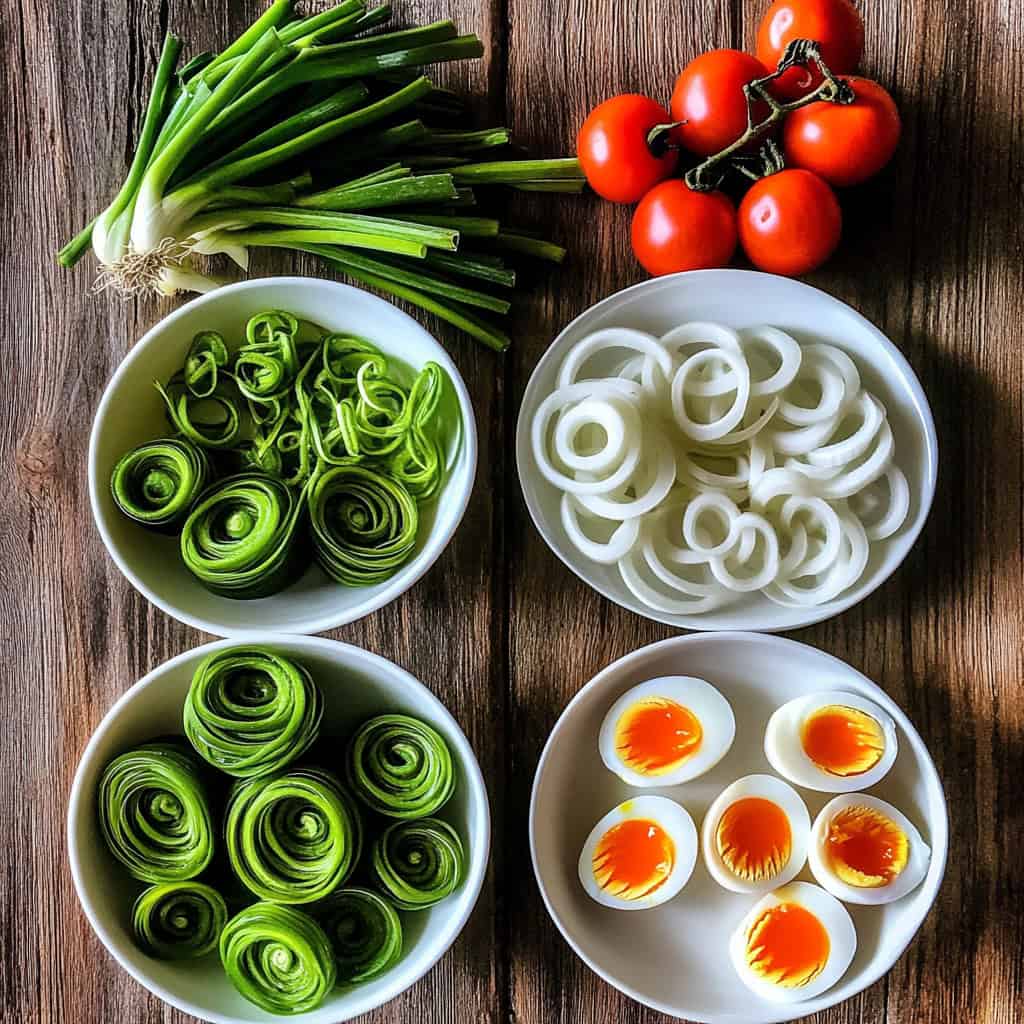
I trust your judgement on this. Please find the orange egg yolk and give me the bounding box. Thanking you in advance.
[826,804,909,887]
[591,818,675,900]
[716,797,792,882]
[614,697,702,776]
[745,901,830,988]
[800,704,884,777]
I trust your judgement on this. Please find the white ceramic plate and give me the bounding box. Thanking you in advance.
[530,633,947,1024]
[67,635,491,1024]
[90,277,477,637]
[515,270,937,632]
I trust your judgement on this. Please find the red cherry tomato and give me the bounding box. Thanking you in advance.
[631,181,737,276]
[783,77,901,186]
[757,0,864,99]
[671,49,770,156]
[738,169,841,276]
[577,94,678,203]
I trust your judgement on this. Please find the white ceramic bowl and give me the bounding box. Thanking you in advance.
[68,635,491,1024]
[516,270,938,632]
[530,633,947,1024]
[90,277,477,637]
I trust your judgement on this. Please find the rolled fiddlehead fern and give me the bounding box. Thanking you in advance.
[180,473,306,598]
[110,437,210,529]
[315,887,402,984]
[132,881,227,960]
[346,714,455,819]
[370,817,465,910]
[225,768,362,904]
[97,741,214,883]
[184,647,323,779]
[220,902,336,1015]
[307,464,418,586]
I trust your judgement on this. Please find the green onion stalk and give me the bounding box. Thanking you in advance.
[57,0,585,349]
[132,881,228,959]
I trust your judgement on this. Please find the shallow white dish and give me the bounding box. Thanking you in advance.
[529,633,947,1024]
[68,635,491,1024]
[515,270,937,632]
[90,277,477,637]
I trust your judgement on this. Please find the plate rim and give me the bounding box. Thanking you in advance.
[528,631,949,1024]
[514,268,939,632]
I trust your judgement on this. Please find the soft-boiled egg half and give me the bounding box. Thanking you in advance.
[729,881,856,1003]
[809,793,931,905]
[578,796,698,910]
[598,676,735,787]
[765,691,898,792]
[702,775,810,895]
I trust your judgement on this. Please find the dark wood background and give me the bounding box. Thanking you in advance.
[2,0,1022,1021]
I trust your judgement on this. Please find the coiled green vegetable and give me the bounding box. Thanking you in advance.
[315,887,402,984]
[225,768,362,904]
[184,647,323,779]
[97,742,214,883]
[346,714,455,819]
[132,881,227,959]
[180,473,306,598]
[110,437,209,529]
[370,817,464,910]
[220,902,336,1015]
[308,464,418,585]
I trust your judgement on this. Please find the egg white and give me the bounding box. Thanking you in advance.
[728,880,857,1003]
[598,676,735,787]
[808,793,931,905]
[702,774,810,895]
[764,691,898,793]
[577,795,698,910]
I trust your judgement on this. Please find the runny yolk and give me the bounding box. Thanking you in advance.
[745,901,830,988]
[800,704,885,777]
[716,798,792,882]
[591,818,675,900]
[614,697,702,776]
[826,805,909,887]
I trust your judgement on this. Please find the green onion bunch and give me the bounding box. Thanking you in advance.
[57,0,584,351]
[93,647,467,1015]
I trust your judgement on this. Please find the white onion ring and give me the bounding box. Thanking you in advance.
[560,495,641,564]
[556,327,673,390]
[671,348,751,442]
[740,325,803,396]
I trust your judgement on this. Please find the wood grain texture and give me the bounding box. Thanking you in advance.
[0,0,1021,1022]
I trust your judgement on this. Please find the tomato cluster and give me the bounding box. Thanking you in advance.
[576,0,901,279]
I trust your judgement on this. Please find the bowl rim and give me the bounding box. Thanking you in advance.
[88,276,479,638]
[514,268,939,632]
[527,631,949,1024]
[67,633,492,1024]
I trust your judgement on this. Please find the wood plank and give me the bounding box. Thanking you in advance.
[504,1,1024,1023]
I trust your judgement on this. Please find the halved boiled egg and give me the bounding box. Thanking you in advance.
[729,880,856,1003]
[598,676,735,787]
[702,774,810,894]
[578,795,698,909]
[764,691,898,792]
[808,793,931,905]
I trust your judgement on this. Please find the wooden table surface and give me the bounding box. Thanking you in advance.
[3,0,1022,1022]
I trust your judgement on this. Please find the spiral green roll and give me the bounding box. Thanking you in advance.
[346,714,455,819]
[307,464,418,586]
[220,902,336,1015]
[97,742,214,883]
[315,887,402,984]
[180,473,306,598]
[184,647,323,779]
[225,768,362,904]
[370,817,464,910]
[110,438,209,530]
[132,881,227,960]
